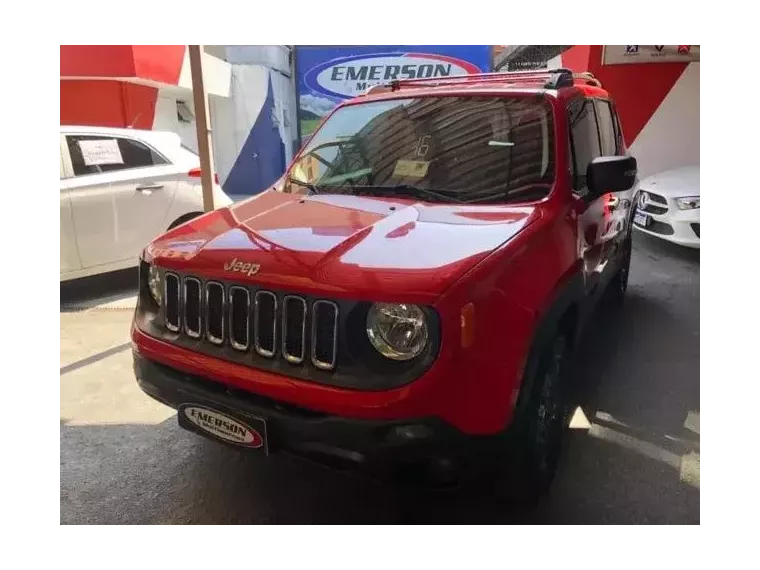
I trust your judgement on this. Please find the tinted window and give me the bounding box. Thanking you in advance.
[66,135,168,177]
[610,102,624,152]
[595,100,619,156]
[568,99,601,193]
[287,96,555,204]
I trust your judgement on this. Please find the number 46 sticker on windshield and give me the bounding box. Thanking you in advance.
[414,135,431,157]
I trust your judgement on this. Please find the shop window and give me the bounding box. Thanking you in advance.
[177,101,194,124]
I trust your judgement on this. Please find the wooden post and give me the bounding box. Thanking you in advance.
[188,45,215,212]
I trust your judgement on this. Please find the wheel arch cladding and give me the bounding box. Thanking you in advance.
[514,272,584,417]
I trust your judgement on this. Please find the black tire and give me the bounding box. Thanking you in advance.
[607,233,632,307]
[167,211,203,231]
[492,334,569,505]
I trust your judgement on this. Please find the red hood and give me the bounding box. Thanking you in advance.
[147,191,541,302]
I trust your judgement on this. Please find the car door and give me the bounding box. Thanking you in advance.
[60,136,82,277]
[568,97,607,299]
[64,133,178,269]
[593,98,634,284]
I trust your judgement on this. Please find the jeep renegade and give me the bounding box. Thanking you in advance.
[131,69,638,502]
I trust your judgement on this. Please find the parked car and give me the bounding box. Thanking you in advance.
[131,69,638,502]
[632,165,700,248]
[60,126,232,281]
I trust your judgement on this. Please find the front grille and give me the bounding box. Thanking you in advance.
[163,273,339,372]
[205,282,225,345]
[691,223,700,237]
[648,220,675,236]
[165,273,181,332]
[641,203,668,215]
[229,286,250,350]
[184,278,201,338]
[640,191,669,214]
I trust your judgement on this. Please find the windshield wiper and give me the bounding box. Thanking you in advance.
[286,175,321,194]
[351,184,466,204]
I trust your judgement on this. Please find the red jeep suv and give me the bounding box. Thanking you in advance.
[131,69,638,502]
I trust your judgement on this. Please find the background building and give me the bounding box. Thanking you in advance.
[578,45,698,179]
[293,45,493,146]
[61,45,699,198]
[61,45,298,198]
[496,45,700,178]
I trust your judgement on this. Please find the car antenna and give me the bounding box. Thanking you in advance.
[127,113,142,129]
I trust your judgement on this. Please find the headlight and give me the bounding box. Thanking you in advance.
[676,196,700,210]
[366,303,428,361]
[148,264,162,305]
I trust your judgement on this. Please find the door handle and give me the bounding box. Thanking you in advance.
[136,184,164,192]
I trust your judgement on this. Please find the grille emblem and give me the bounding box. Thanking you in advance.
[638,192,648,209]
[224,258,260,277]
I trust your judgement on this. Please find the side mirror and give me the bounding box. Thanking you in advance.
[587,155,637,198]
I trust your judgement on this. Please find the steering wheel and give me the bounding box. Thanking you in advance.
[297,140,374,185]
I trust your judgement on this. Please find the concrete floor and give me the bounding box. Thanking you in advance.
[60,232,699,524]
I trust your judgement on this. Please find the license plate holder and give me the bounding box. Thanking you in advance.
[178,403,268,454]
[634,211,651,227]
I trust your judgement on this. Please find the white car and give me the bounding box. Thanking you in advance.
[60,126,232,281]
[632,165,700,249]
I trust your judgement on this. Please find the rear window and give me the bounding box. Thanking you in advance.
[287,96,555,204]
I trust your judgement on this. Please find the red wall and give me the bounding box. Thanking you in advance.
[60,45,185,85]
[60,46,136,78]
[60,80,157,129]
[60,45,185,129]
[132,45,185,85]
[561,45,690,146]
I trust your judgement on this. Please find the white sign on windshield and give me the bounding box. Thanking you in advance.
[79,139,124,166]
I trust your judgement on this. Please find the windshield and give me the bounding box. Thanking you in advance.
[286,96,555,204]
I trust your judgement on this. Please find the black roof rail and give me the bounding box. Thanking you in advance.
[362,68,602,96]
[544,68,574,89]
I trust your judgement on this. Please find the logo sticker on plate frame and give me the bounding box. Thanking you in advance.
[178,404,266,451]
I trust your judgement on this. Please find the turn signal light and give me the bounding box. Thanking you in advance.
[461,303,475,348]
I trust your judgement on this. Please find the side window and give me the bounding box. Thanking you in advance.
[65,135,168,177]
[595,100,619,156]
[610,102,624,152]
[567,99,601,193]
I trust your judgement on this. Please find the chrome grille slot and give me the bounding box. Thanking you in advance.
[164,273,181,332]
[254,291,277,357]
[311,300,338,370]
[282,296,307,364]
[183,277,201,338]
[205,282,225,345]
[229,286,250,351]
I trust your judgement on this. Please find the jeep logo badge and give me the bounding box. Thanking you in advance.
[224,258,261,277]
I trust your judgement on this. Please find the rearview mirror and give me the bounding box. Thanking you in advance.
[587,155,637,198]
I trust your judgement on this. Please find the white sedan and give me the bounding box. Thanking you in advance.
[60,126,232,281]
[632,165,700,249]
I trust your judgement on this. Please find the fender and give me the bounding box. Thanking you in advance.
[513,270,585,417]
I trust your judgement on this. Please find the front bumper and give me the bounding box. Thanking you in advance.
[633,195,700,248]
[133,352,501,483]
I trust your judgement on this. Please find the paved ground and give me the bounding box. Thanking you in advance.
[60,232,699,524]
